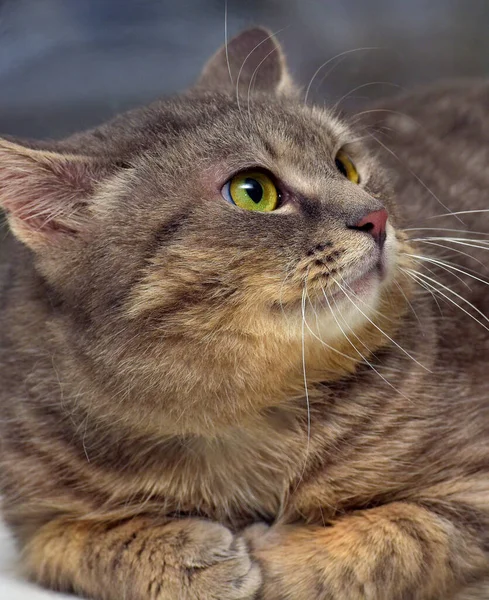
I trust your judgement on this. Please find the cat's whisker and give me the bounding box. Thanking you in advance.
[428,209,489,219]
[407,250,488,282]
[368,132,464,224]
[392,277,424,327]
[304,286,401,371]
[337,271,395,323]
[314,55,348,96]
[404,227,489,237]
[406,253,489,287]
[410,237,489,252]
[404,267,489,327]
[402,268,489,332]
[247,46,278,121]
[235,28,284,115]
[399,268,444,315]
[322,288,366,361]
[306,291,398,370]
[343,120,396,144]
[349,118,395,134]
[410,255,472,293]
[307,286,324,334]
[411,235,489,244]
[341,133,383,145]
[349,107,423,131]
[277,260,296,323]
[326,287,411,401]
[333,82,402,113]
[303,47,380,106]
[330,290,378,357]
[224,0,233,86]
[292,280,312,493]
[408,240,486,271]
[303,286,361,362]
[332,277,431,372]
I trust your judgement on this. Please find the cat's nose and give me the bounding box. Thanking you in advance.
[349,208,388,248]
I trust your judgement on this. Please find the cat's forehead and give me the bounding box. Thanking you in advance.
[141,95,356,190]
[194,96,351,153]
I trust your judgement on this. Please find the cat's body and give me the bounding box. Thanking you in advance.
[0,29,488,600]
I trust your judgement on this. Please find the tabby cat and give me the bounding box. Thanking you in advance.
[1,27,488,600]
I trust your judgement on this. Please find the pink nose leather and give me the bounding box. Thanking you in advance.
[353,208,388,247]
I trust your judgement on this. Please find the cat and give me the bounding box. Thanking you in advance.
[1,26,489,600]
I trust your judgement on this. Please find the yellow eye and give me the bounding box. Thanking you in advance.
[222,170,279,212]
[335,150,359,184]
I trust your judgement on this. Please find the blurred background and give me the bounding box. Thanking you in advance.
[0,0,489,140]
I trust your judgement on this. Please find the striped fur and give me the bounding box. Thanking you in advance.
[0,28,489,600]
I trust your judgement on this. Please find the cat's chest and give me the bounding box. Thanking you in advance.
[113,419,313,525]
[90,401,417,524]
[108,405,399,525]
[162,435,303,523]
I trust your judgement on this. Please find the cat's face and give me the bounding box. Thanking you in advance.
[0,29,412,433]
[119,95,399,338]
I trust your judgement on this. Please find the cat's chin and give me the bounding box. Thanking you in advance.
[341,264,383,299]
[301,274,381,347]
[318,265,383,314]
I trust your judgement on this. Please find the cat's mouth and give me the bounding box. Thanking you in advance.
[338,260,385,298]
[272,229,397,316]
[273,257,386,315]
[318,225,398,309]
[325,238,388,294]
[320,258,385,309]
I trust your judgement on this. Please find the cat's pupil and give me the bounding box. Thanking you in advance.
[243,178,263,204]
[335,158,348,178]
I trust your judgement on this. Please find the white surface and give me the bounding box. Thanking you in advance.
[0,518,74,599]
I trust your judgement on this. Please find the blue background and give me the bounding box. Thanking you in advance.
[0,0,488,139]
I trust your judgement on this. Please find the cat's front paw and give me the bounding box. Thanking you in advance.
[178,520,262,600]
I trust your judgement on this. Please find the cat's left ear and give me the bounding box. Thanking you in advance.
[0,138,116,252]
[196,27,296,96]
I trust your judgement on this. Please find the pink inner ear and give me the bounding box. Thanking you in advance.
[0,149,98,243]
[2,172,80,234]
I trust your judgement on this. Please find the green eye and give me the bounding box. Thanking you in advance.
[335,150,360,184]
[222,170,279,212]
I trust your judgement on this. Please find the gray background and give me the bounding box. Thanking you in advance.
[0,0,488,140]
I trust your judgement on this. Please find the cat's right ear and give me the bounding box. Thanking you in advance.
[0,138,116,252]
[196,27,296,97]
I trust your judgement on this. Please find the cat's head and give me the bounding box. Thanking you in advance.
[0,29,414,434]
